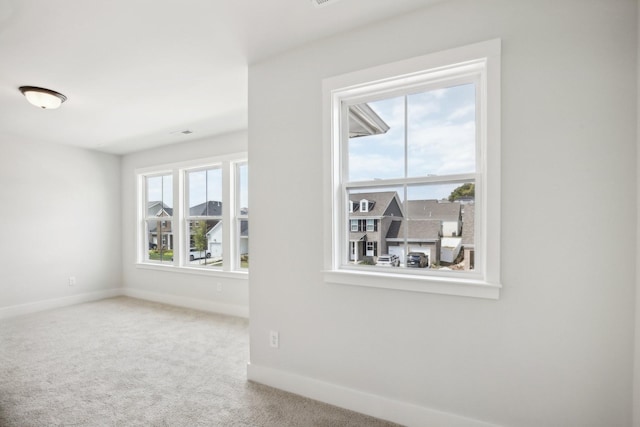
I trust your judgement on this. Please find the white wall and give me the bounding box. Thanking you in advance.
[0,136,121,312]
[248,1,637,426]
[120,131,249,317]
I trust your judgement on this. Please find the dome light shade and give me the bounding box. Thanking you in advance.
[19,86,67,109]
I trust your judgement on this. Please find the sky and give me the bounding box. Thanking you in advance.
[348,83,476,201]
[147,175,173,208]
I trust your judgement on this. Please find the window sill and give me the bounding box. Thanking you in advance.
[323,269,500,299]
[136,262,249,280]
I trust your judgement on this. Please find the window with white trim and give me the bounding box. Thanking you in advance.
[323,40,501,299]
[137,153,248,274]
[143,174,174,263]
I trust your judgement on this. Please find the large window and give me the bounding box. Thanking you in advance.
[323,40,501,299]
[137,154,248,274]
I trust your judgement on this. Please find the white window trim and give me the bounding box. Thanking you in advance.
[322,39,501,299]
[136,153,248,278]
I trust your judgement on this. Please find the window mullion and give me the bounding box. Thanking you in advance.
[345,173,477,189]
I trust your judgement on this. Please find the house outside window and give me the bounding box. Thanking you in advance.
[324,40,501,299]
[185,167,223,267]
[144,173,173,263]
[236,162,249,269]
[137,153,248,275]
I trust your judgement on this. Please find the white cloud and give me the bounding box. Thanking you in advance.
[447,104,475,121]
[349,151,404,182]
[348,83,476,183]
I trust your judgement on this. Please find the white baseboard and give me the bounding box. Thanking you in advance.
[123,288,249,318]
[0,288,124,320]
[247,363,500,427]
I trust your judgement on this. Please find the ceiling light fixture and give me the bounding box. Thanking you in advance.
[312,0,340,7]
[19,86,67,109]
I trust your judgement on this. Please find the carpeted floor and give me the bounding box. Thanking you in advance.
[0,297,401,426]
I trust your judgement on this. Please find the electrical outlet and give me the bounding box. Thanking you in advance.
[216,282,222,292]
[68,276,76,286]
[269,330,279,348]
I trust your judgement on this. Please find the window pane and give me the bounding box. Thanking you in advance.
[406,182,475,270]
[348,97,405,182]
[239,219,249,269]
[146,174,173,211]
[145,219,174,263]
[188,168,222,216]
[407,83,476,177]
[238,163,248,215]
[346,187,404,266]
[187,220,222,267]
[346,182,475,270]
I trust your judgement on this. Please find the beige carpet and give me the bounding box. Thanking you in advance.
[0,297,401,426]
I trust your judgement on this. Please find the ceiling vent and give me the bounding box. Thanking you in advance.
[312,0,340,7]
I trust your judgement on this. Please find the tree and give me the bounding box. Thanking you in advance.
[448,183,475,202]
[193,220,208,264]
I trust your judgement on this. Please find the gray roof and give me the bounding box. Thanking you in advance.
[189,200,222,216]
[461,204,475,246]
[349,232,367,242]
[148,201,173,217]
[407,200,460,221]
[349,191,402,218]
[386,219,441,241]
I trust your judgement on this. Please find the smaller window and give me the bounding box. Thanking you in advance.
[360,199,369,212]
[351,220,358,232]
[366,219,375,232]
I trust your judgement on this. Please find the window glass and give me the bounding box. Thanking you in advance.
[237,163,249,269]
[407,84,476,177]
[187,219,222,267]
[138,155,248,273]
[238,163,248,214]
[145,174,173,264]
[188,168,222,216]
[348,96,405,182]
[145,219,173,263]
[238,219,249,269]
[345,84,476,272]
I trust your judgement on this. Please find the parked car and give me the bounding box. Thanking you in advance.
[376,254,400,267]
[406,252,428,268]
[189,248,211,261]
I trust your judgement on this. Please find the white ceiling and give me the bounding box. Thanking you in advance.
[0,0,442,155]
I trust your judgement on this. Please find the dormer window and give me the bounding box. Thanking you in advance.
[360,199,370,212]
[349,201,355,213]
